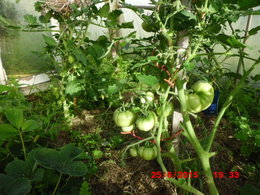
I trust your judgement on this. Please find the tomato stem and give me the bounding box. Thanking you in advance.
[177,79,219,195]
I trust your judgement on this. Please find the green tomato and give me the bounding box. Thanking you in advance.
[187,80,214,113]
[145,92,154,102]
[193,81,214,110]
[140,97,146,104]
[68,55,74,64]
[129,147,138,157]
[136,112,155,131]
[153,145,158,157]
[121,124,135,132]
[138,146,145,157]
[150,111,158,125]
[142,147,155,160]
[139,146,157,161]
[156,102,174,117]
[114,110,136,127]
[187,93,202,113]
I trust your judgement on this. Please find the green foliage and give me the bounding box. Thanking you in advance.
[114,0,259,194]
[24,2,136,113]
[92,149,103,159]
[80,181,91,195]
[1,0,259,194]
[1,108,40,136]
[136,74,159,87]
[240,184,260,195]
[227,112,259,156]
[0,84,95,194]
[0,0,17,37]
[0,124,17,143]
[0,144,90,195]
[28,88,68,139]
[0,174,31,195]
[34,144,89,176]
[0,82,28,114]
[5,108,24,129]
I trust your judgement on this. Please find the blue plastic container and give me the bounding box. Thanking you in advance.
[203,90,220,115]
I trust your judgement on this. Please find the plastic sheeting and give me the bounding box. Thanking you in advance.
[0,48,7,85]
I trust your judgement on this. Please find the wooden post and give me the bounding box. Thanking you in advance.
[172,0,191,154]
[108,0,120,57]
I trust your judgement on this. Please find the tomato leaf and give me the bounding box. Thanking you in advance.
[70,47,88,65]
[238,0,260,10]
[184,62,195,71]
[24,14,37,24]
[98,3,109,17]
[118,21,134,29]
[107,84,119,95]
[65,81,84,96]
[136,74,159,87]
[43,35,57,47]
[223,72,242,79]
[249,26,260,36]
[217,34,246,48]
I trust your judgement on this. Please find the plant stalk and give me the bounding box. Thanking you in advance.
[18,129,27,160]
[206,60,259,152]
[52,173,63,195]
[155,86,204,195]
[176,79,219,195]
[236,14,252,74]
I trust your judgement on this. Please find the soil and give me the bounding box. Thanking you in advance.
[91,152,177,195]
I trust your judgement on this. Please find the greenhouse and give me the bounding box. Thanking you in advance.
[0,0,259,194]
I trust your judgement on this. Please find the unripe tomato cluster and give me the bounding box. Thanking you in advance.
[113,92,174,132]
[129,145,158,160]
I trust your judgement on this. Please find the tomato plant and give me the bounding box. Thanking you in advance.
[118,1,260,195]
